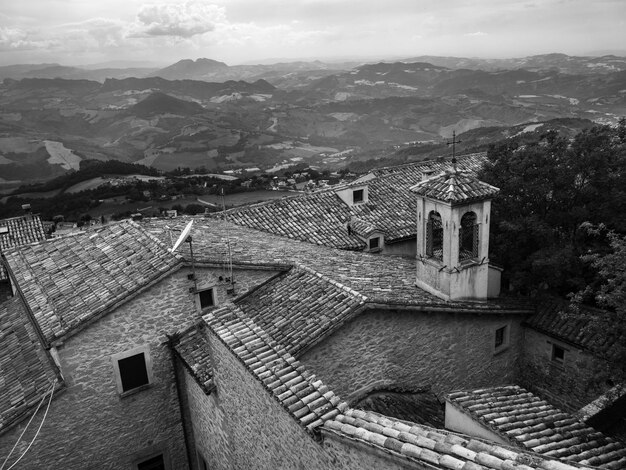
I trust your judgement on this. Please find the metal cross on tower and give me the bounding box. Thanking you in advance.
[446,130,462,171]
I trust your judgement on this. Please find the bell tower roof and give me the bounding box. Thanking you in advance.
[410,169,499,205]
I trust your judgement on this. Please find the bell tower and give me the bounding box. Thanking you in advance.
[410,163,500,301]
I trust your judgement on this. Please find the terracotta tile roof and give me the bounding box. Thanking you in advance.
[214,153,488,248]
[371,152,487,178]
[410,168,500,204]
[0,214,47,280]
[204,305,348,434]
[144,218,530,315]
[526,299,624,362]
[354,390,446,429]
[172,324,214,393]
[219,191,365,250]
[335,409,606,469]
[446,385,626,469]
[235,264,367,356]
[0,296,59,433]
[0,214,46,252]
[4,220,181,343]
[324,408,597,470]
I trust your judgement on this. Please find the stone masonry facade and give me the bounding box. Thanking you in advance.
[519,328,615,413]
[300,308,523,403]
[0,266,275,470]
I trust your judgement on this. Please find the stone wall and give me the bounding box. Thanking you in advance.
[300,309,523,403]
[207,331,335,470]
[519,327,614,413]
[0,266,275,469]
[178,362,233,470]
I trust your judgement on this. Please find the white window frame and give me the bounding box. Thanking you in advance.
[111,345,154,397]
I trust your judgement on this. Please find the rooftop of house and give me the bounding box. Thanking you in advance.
[525,299,624,362]
[171,324,214,393]
[214,153,488,249]
[410,167,500,204]
[144,217,531,314]
[353,390,446,429]
[324,409,597,470]
[446,385,626,469]
[0,214,47,280]
[184,296,600,470]
[3,220,181,343]
[0,214,46,253]
[0,296,59,434]
[204,304,347,434]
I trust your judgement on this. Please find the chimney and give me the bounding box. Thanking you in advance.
[421,169,434,181]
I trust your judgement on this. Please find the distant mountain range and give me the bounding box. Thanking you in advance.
[0,53,624,188]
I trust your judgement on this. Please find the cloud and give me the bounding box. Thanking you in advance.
[132,1,226,38]
[465,31,487,37]
[0,26,56,51]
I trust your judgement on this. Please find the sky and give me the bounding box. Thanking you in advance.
[0,0,625,67]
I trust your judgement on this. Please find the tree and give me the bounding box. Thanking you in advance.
[478,122,626,295]
[568,226,626,380]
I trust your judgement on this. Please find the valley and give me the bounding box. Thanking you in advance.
[0,54,624,192]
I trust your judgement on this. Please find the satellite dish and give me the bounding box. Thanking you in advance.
[171,220,193,253]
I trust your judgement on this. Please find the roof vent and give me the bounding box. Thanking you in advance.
[422,169,435,181]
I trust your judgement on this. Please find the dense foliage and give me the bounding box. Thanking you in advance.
[478,121,626,296]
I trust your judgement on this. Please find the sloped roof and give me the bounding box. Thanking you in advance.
[204,295,597,470]
[172,324,214,393]
[410,168,500,204]
[0,296,59,434]
[235,264,367,356]
[324,409,595,470]
[526,299,624,362]
[4,220,180,343]
[446,385,626,469]
[204,305,348,434]
[0,214,46,252]
[0,214,47,280]
[144,218,529,312]
[215,153,488,248]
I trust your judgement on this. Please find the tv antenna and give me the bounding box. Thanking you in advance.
[446,130,462,172]
[171,220,197,291]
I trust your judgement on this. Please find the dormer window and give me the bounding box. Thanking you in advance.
[369,236,380,252]
[0,226,8,235]
[426,211,443,261]
[336,185,368,207]
[459,211,478,262]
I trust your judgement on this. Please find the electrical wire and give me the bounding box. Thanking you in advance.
[1,380,56,470]
[0,381,52,470]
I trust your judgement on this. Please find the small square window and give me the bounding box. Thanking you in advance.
[495,326,506,348]
[369,237,380,250]
[353,189,364,204]
[198,288,215,309]
[112,345,153,396]
[493,324,509,354]
[137,454,165,470]
[119,353,149,392]
[552,344,565,363]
